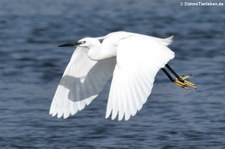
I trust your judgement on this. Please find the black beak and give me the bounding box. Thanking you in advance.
[58,41,81,47]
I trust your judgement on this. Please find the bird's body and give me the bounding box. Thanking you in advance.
[87,31,173,61]
[50,31,196,121]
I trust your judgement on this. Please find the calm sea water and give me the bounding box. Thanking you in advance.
[0,0,225,148]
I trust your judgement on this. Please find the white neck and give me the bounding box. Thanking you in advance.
[87,44,103,61]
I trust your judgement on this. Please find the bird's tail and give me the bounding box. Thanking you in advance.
[161,35,174,46]
[151,35,174,47]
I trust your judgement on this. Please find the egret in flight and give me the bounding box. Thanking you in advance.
[49,31,196,121]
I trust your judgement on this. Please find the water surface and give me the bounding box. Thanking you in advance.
[0,0,225,148]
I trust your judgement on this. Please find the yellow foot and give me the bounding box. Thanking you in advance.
[174,75,197,89]
[174,79,189,90]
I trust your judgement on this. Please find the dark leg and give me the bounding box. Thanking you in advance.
[162,67,188,89]
[162,64,197,89]
[162,68,175,82]
[165,64,184,82]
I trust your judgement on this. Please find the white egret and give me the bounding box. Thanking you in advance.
[49,31,196,121]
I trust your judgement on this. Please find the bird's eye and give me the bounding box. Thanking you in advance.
[82,41,86,44]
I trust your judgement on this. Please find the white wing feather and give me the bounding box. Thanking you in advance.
[50,46,116,119]
[105,34,175,121]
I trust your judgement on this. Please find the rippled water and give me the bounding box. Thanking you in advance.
[0,0,225,148]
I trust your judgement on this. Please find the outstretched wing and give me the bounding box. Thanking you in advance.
[50,46,116,119]
[105,35,175,121]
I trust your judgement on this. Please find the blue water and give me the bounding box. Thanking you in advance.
[0,0,225,148]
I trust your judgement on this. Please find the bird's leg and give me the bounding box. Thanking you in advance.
[162,68,188,89]
[165,64,183,82]
[165,64,197,89]
[162,68,175,82]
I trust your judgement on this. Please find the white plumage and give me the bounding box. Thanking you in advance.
[49,31,175,121]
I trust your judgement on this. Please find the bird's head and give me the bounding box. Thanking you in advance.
[58,37,101,48]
